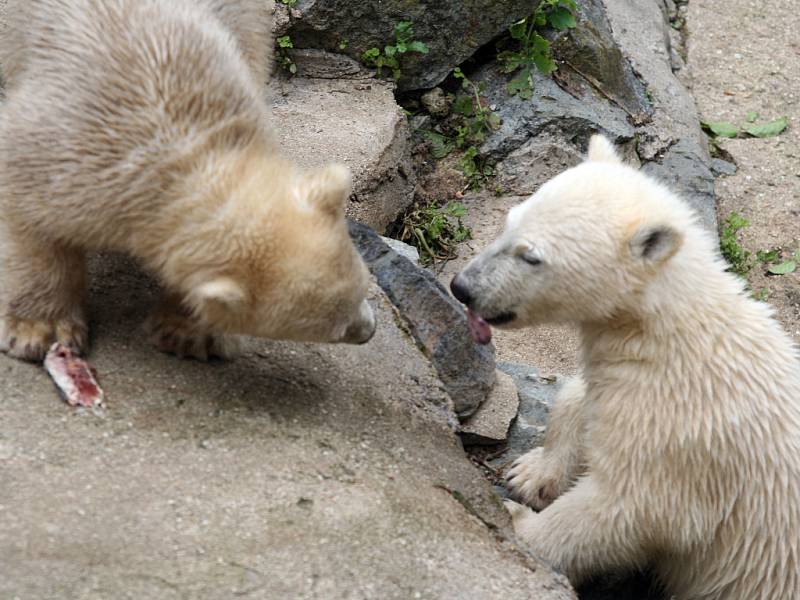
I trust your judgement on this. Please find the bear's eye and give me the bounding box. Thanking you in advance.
[520,250,543,266]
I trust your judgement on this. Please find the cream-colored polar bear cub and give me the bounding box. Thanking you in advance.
[0,0,375,361]
[451,136,800,599]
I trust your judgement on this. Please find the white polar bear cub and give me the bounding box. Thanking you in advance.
[450,135,800,599]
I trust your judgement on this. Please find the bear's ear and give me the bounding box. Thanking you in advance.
[304,164,352,216]
[587,134,622,164]
[628,225,683,264]
[191,277,246,309]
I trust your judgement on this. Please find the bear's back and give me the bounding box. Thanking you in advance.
[0,0,265,246]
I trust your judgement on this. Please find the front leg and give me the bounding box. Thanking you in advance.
[507,475,645,586]
[144,292,242,361]
[507,375,587,508]
[0,231,88,361]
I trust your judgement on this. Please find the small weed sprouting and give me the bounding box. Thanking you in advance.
[719,212,752,277]
[497,0,578,100]
[397,201,472,266]
[279,0,297,6]
[421,68,501,189]
[451,68,501,188]
[276,35,297,74]
[362,21,429,80]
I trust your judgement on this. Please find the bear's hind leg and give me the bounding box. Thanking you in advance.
[0,233,88,361]
[507,374,587,509]
[145,292,242,361]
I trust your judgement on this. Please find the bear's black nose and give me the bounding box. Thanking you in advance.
[450,274,473,305]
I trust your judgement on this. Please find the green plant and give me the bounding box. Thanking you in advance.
[397,201,472,265]
[451,68,501,188]
[701,115,788,139]
[338,39,349,50]
[362,21,429,80]
[420,68,501,189]
[756,247,799,275]
[279,0,297,6]
[497,0,578,99]
[719,212,752,277]
[276,35,297,74]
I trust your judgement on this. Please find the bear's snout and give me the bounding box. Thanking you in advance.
[340,299,376,345]
[450,274,473,306]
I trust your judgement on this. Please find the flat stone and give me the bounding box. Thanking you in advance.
[460,370,520,445]
[349,221,496,419]
[488,362,562,469]
[273,76,415,232]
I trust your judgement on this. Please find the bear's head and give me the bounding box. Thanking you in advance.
[167,160,376,345]
[451,135,697,343]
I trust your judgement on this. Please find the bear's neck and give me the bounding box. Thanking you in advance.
[579,233,796,375]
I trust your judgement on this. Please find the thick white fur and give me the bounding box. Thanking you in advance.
[458,136,800,598]
[0,0,375,361]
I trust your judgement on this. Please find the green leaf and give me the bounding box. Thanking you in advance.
[507,69,533,99]
[547,6,577,30]
[395,21,412,36]
[768,260,797,275]
[446,202,467,218]
[362,48,380,63]
[700,120,739,138]
[407,41,429,54]
[744,117,788,138]
[745,111,759,123]
[531,33,556,75]
[756,249,780,264]
[424,131,455,159]
[384,45,397,57]
[277,35,293,49]
[509,19,528,40]
[452,95,474,117]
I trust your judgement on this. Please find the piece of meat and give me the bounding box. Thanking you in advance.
[43,343,105,409]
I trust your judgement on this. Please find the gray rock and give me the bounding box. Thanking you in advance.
[642,139,717,231]
[496,133,584,196]
[460,370,520,445]
[552,0,651,119]
[488,362,562,469]
[273,76,416,232]
[381,236,420,264]
[349,220,496,419]
[603,0,717,232]
[710,157,737,177]
[474,62,635,162]
[0,254,575,599]
[286,0,544,91]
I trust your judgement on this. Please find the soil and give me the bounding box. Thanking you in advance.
[685,0,800,342]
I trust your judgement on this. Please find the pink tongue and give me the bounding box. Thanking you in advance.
[467,309,492,345]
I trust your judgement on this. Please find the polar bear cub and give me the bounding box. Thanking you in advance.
[451,135,800,599]
[0,0,375,361]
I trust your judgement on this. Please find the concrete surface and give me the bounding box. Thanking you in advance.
[686,0,800,343]
[0,255,575,599]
